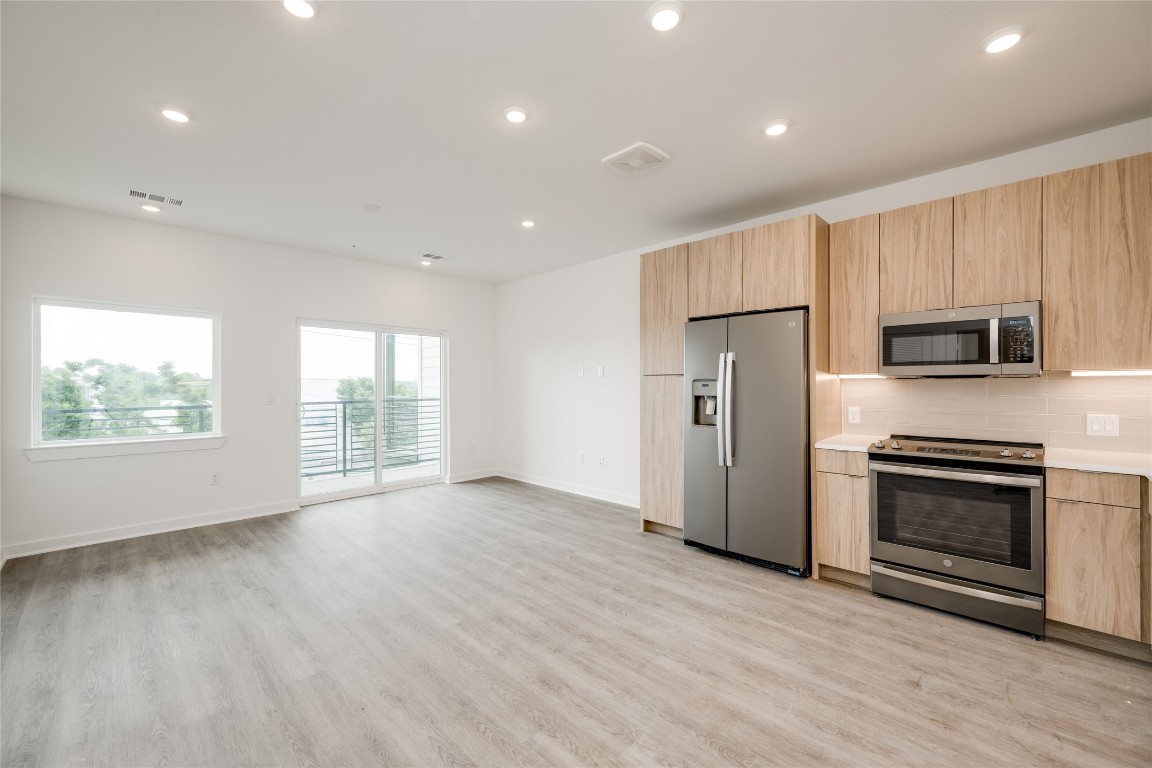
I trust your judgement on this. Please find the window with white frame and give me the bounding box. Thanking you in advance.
[36,299,219,444]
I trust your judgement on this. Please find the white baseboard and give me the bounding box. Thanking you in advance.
[495,470,640,509]
[0,500,300,562]
[446,468,499,483]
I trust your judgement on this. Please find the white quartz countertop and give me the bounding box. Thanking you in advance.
[815,435,1151,479]
[1044,448,1152,480]
[814,434,886,452]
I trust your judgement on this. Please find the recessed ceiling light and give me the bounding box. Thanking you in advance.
[983,26,1025,54]
[158,105,192,123]
[521,220,536,228]
[140,204,161,213]
[283,0,316,19]
[504,107,528,124]
[647,1,685,32]
[762,119,791,137]
[420,259,432,267]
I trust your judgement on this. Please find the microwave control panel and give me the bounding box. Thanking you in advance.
[1001,317,1035,363]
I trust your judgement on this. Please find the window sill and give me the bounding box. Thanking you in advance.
[24,435,226,462]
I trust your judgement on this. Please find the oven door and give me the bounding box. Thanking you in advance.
[879,306,1000,376]
[869,462,1043,594]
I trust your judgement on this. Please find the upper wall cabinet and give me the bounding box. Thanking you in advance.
[829,214,880,374]
[742,217,810,312]
[688,233,742,318]
[641,245,689,375]
[879,198,953,314]
[954,179,1042,307]
[1043,153,1152,370]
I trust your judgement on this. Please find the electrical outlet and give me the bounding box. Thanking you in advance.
[847,406,861,424]
[469,444,475,454]
[597,366,604,377]
[597,456,605,468]
[209,472,221,485]
[1086,413,1120,437]
[577,453,584,464]
[577,365,584,377]
[267,393,276,406]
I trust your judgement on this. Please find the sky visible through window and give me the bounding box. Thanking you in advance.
[40,304,213,376]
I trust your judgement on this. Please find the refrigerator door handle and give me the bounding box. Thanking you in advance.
[723,352,735,466]
[715,353,726,466]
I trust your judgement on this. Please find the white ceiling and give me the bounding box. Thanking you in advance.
[2,1,1149,283]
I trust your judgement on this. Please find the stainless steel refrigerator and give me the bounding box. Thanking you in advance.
[683,309,809,575]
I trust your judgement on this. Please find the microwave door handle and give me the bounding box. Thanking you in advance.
[989,318,1000,363]
[716,353,726,466]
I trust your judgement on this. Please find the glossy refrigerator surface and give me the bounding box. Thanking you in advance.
[683,309,809,573]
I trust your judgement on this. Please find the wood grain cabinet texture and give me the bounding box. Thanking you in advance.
[688,233,742,318]
[814,449,869,577]
[1046,498,1142,641]
[640,245,688,375]
[828,214,880,373]
[953,179,1042,307]
[1043,153,1152,370]
[640,376,684,530]
[742,217,810,312]
[879,198,953,314]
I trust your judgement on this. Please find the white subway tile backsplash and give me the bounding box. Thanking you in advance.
[1048,397,1152,417]
[839,373,1151,455]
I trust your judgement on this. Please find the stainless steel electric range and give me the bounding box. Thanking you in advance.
[868,435,1045,637]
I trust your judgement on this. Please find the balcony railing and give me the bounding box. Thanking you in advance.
[42,403,211,440]
[300,397,441,479]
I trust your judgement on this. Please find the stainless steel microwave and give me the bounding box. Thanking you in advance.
[878,301,1040,377]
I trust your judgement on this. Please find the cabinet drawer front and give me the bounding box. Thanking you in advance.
[1046,468,1141,508]
[815,449,868,477]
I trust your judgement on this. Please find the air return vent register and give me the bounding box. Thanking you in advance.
[128,189,184,207]
[601,142,671,175]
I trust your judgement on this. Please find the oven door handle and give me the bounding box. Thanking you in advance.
[871,564,1042,610]
[869,462,1041,487]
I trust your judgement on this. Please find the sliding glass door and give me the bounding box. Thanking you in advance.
[299,323,443,499]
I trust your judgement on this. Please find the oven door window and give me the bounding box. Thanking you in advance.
[882,319,992,368]
[874,472,1032,569]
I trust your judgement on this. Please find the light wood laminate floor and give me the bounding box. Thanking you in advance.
[3,478,1150,767]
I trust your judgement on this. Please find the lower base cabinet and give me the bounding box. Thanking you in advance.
[641,375,683,530]
[814,449,869,577]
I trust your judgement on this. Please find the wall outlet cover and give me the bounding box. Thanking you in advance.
[847,406,861,424]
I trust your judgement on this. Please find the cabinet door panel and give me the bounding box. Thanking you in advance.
[1043,153,1152,370]
[742,217,809,311]
[641,376,684,528]
[879,198,953,314]
[1046,468,1141,508]
[829,214,880,373]
[815,472,869,575]
[688,233,742,318]
[641,245,688,375]
[954,179,1041,307]
[1046,499,1141,640]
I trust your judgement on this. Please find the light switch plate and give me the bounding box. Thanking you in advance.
[1086,413,1120,437]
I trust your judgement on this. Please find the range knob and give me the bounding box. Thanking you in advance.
[874,439,885,449]
[999,449,1015,458]
[890,440,902,450]
[1021,450,1036,460]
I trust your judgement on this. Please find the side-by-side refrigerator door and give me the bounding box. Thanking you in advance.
[683,317,728,551]
[726,310,809,571]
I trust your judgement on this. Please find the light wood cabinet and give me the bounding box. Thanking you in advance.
[742,217,809,312]
[1046,498,1141,641]
[640,376,684,530]
[1047,468,1141,509]
[814,449,869,577]
[1043,153,1152,370]
[879,198,953,314]
[953,179,1042,307]
[688,233,742,318]
[829,214,880,373]
[641,245,688,375]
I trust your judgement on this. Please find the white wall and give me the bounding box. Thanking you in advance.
[1,197,497,558]
[496,252,641,507]
[494,119,1152,505]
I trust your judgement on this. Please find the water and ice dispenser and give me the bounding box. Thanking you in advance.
[691,379,718,427]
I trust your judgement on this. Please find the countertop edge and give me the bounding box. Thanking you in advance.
[814,434,886,453]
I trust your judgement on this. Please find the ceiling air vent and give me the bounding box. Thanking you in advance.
[128,189,185,207]
[601,142,671,175]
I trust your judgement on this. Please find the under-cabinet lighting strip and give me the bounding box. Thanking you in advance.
[1070,370,1152,377]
